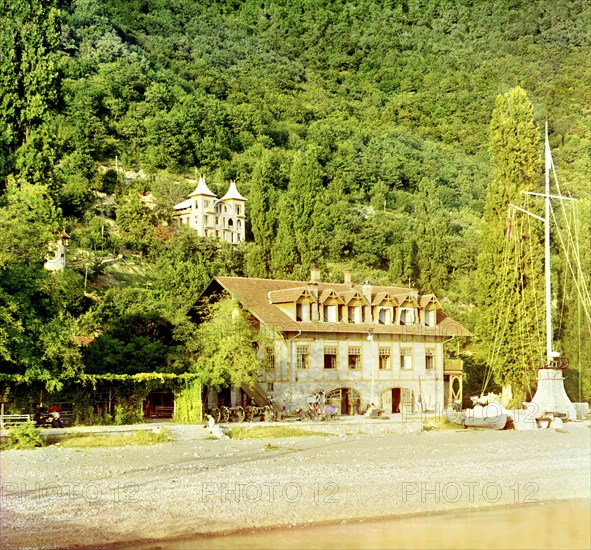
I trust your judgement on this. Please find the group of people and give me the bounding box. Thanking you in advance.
[33,406,64,428]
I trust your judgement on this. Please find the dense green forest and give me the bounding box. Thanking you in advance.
[1,0,589,411]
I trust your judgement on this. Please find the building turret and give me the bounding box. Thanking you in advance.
[217,180,247,244]
[173,177,247,244]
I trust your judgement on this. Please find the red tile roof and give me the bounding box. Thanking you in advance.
[213,277,471,338]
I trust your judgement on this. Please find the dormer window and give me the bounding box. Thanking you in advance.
[296,303,303,321]
[348,306,362,324]
[323,304,338,323]
[296,302,311,322]
[425,308,436,327]
[400,308,415,325]
[377,307,393,325]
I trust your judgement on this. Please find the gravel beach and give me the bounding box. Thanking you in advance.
[1,420,590,549]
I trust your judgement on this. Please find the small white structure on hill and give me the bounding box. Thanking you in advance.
[44,231,69,271]
[173,177,246,244]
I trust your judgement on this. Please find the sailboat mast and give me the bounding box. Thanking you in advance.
[544,122,553,366]
[516,121,577,419]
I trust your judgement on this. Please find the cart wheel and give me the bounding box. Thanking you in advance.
[220,406,230,423]
[245,406,254,422]
[210,408,221,423]
[234,406,245,423]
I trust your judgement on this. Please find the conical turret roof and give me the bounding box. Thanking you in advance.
[220,180,247,202]
[188,177,216,198]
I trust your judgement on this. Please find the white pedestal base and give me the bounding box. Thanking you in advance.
[530,368,576,420]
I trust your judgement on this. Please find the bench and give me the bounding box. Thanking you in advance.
[154,406,174,418]
[0,414,32,429]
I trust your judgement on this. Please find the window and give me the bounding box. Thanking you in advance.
[425,349,435,370]
[265,348,275,371]
[296,302,310,322]
[379,347,391,370]
[425,309,436,327]
[267,383,274,392]
[378,307,393,324]
[324,347,337,369]
[323,305,337,323]
[348,347,361,369]
[400,308,415,325]
[236,205,241,215]
[348,306,361,323]
[296,346,309,369]
[400,347,413,370]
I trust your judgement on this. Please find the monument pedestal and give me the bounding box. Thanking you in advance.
[530,368,576,420]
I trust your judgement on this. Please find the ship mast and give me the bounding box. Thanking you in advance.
[544,121,554,366]
[509,121,577,419]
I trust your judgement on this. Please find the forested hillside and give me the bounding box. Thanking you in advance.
[1,0,589,405]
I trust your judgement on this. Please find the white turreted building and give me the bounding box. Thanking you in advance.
[173,177,247,244]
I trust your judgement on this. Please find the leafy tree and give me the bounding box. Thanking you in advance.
[192,296,262,389]
[115,192,155,253]
[79,286,190,375]
[475,87,544,403]
[0,264,85,390]
[0,0,62,184]
[0,178,61,268]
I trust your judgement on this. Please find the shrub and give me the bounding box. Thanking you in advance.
[7,422,44,449]
[114,404,143,425]
[173,381,202,423]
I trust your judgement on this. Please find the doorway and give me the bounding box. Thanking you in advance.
[392,388,401,413]
[382,387,414,414]
[326,388,361,415]
[144,391,174,419]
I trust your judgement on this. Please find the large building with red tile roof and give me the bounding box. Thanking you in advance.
[200,269,470,415]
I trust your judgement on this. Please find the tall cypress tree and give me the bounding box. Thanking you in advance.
[248,151,277,278]
[271,147,325,279]
[271,194,300,279]
[415,178,451,294]
[288,147,325,273]
[475,87,544,403]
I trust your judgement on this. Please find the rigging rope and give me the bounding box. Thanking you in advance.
[550,156,591,325]
[551,205,591,331]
